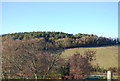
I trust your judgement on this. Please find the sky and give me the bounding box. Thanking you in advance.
[2,2,118,38]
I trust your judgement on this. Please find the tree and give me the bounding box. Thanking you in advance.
[69,50,96,79]
[55,38,73,48]
[58,60,70,79]
[2,38,64,79]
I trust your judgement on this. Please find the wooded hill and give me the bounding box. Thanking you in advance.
[2,31,119,79]
[2,31,120,49]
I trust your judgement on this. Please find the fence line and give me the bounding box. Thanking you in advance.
[2,73,119,76]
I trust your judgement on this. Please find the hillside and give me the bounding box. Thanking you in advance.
[2,31,119,69]
[61,46,118,69]
[2,31,120,48]
[1,31,119,79]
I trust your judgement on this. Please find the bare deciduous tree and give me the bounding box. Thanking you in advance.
[69,50,96,79]
[2,38,63,79]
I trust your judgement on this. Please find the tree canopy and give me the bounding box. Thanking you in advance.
[2,31,119,48]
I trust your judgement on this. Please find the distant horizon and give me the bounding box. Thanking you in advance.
[2,2,118,38]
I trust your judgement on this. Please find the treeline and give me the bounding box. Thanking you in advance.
[2,31,91,40]
[2,31,120,48]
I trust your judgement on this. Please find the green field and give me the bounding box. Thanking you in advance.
[61,46,118,69]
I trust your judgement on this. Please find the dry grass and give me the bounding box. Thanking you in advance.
[61,46,118,69]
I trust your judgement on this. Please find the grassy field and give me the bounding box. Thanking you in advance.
[61,46,118,69]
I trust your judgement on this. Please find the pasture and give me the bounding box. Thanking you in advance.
[61,46,118,69]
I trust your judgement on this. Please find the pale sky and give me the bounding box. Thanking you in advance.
[2,2,118,38]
